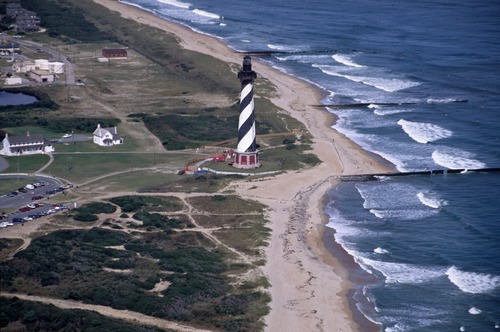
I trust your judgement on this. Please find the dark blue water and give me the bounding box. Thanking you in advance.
[0,91,38,106]
[121,0,500,330]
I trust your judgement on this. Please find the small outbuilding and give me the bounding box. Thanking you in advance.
[102,48,128,59]
[4,76,22,85]
[12,61,36,73]
[29,70,54,84]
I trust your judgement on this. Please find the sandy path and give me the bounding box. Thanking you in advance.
[1,292,211,332]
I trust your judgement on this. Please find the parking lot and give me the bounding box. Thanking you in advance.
[0,176,72,227]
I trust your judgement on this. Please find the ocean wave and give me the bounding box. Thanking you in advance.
[417,192,447,209]
[361,258,446,284]
[468,307,482,315]
[374,247,390,254]
[426,98,465,104]
[374,108,411,116]
[192,8,220,19]
[432,150,486,169]
[397,119,453,144]
[370,208,437,220]
[446,266,500,294]
[276,54,330,63]
[156,0,191,9]
[267,44,308,53]
[340,74,420,92]
[332,53,364,67]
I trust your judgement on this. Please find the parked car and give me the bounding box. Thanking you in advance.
[19,207,31,212]
[63,133,72,139]
[25,184,35,190]
[12,217,24,223]
[18,188,28,193]
[31,195,44,200]
[7,191,18,197]
[27,204,36,209]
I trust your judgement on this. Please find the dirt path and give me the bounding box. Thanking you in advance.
[0,292,212,332]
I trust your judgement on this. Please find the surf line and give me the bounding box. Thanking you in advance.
[311,100,468,109]
[340,167,500,182]
[236,49,340,56]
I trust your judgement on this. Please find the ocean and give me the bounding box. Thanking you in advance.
[120,0,500,330]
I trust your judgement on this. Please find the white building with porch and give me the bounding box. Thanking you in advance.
[0,133,54,156]
[93,124,123,146]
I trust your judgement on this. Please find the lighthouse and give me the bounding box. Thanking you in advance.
[233,56,260,168]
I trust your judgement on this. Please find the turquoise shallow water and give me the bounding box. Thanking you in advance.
[122,0,500,330]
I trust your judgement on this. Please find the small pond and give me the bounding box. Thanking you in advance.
[0,91,38,106]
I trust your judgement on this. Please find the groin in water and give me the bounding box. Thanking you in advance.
[340,167,500,182]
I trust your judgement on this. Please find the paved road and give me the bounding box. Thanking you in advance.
[4,38,76,85]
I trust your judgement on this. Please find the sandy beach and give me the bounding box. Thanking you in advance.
[92,1,393,330]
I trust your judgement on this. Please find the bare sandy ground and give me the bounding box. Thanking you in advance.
[9,1,394,330]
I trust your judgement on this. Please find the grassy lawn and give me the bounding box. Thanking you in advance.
[2,155,51,174]
[80,170,181,192]
[45,152,191,183]
[0,177,35,194]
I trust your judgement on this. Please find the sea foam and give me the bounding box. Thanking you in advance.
[417,192,447,209]
[332,53,364,67]
[374,108,411,116]
[341,74,420,92]
[192,9,220,19]
[374,247,389,254]
[469,307,482,315]
[446,266,500,294]
[432,150,486,169]
[397,119,452,144]
[156,0,191,9]
[361,258,446,284]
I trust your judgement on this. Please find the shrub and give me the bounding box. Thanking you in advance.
[73,212,98,222]
[76,202,117,214]
[211,195,226,202]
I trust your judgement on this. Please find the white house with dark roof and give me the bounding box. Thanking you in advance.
[93,124,123,146]
[0,132,55,156]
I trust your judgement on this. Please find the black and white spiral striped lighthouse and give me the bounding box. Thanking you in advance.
[234,56,260,168]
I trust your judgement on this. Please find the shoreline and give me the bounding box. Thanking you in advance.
[93,1,394,330]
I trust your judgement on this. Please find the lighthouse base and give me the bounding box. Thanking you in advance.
[233,151,260,169]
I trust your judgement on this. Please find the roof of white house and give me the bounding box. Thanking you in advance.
[4,133,45,145]
[93,124,122,140]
